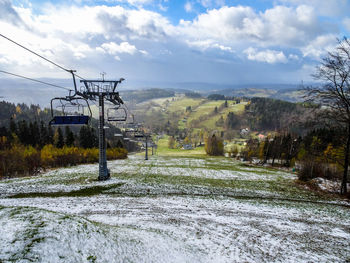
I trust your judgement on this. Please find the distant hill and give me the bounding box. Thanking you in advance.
[0,101,52,127]
[120,88,175,103]
[0,76,307,106]
[206,85,304,102]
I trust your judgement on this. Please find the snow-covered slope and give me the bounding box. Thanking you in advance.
[0,155,349,262]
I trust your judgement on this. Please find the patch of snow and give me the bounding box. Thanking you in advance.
[310,178,341,193]
[0,195,349,262]
[0,155,349,262]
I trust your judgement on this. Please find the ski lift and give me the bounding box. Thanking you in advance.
[107,106,127,122]
[49,97,92,126]
[134,133,144,138]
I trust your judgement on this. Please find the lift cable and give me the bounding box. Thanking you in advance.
[0,70,71,91]
[0,33,86,80]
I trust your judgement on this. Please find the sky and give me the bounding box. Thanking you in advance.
[0,0,350,93]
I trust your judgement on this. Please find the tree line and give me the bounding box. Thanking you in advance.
[0,119,99,149]
[0,104,128,178]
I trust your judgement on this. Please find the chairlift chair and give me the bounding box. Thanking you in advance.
[49,97,92,126]
[107,106,127,122]
[134,133,144,138]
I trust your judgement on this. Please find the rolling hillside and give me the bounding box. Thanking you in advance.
[130,94,247,133]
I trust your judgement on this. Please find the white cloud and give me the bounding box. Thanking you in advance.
[105,0,155,7]
[186,39,233,52]
[184,2,193,13]
[158,3,168,12]
[215,0,225,6]
[198,0,211,8]
[197,0,225,8]
[0,3,171,76]
[344,17,350,32]
[179,5,324,48]
[301,34,337,59]
[0,0,24,26]
[0,0,345,84]
[97,41,148,61]
[99,41,138,55]
[288,54,299,60]
[244,48,288,64]
[126,0,154,5]
[278,0,350,17]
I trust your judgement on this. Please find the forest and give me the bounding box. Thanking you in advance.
[0,101,127,178]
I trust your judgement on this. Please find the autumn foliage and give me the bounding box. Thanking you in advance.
[0,144,127,178]
[205,134,224,156]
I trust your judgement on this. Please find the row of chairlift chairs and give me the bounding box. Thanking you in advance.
[49,89,148,141]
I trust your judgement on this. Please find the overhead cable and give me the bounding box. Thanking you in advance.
[0,33,86,80]
[0,70,71,91]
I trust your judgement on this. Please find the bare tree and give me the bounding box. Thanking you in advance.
[306,38,350,195]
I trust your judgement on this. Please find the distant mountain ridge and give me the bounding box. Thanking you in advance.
[0,77,306,106]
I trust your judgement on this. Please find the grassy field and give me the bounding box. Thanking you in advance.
[132,95,247,132]
[167,97,205,112]
[186,100,246,129]
[154,136,206,157]
[1,154,349,262]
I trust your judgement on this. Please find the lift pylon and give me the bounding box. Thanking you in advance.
[80,78,125,180]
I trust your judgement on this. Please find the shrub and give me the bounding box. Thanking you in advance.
[1,145,127,178]
[298,161,342,181]
[107,148,128,160]
[205,134,224,156]
[0,144,40,177]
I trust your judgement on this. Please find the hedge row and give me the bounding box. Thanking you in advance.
[0,144,127,178]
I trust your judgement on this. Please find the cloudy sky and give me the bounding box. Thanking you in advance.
[0,0,350,93]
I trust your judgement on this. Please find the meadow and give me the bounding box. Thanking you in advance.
[1,154,349,262]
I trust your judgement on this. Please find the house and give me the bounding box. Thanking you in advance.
[258,134,265,141]
[240,128,250,136]
[183,144,193,150]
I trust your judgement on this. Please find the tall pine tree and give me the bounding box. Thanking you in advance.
[54,127,64,148]
[65,126,75,146]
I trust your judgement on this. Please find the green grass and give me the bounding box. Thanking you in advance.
[131,96,248,133]
[186,100,224,122]
[149,97,175,105]
[187,101,247,130]
[9,183,125,198]
[167,98,204,112]
[156,136,206,157]
[107,171,327,201]
[4,153,343,205]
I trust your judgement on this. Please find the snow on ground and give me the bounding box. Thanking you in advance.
[310,177,344,193]
[0,155,295,198]
[0,155,349,262]
[0,206,200,263]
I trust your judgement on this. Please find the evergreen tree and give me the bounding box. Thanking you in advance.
[79,126,97,148]
[79,126,88,148]
[9,118,17,135]
[54,127,64,148]
[90,127,98,148]
[47,125,54,145]
[216,116,224,127]
[39,121,48,147]
[224,100,228,107]
[116,139,124,148]
[29,121,40,147]
[0,126,8,137]
[18,120,30,145]
[225,112,239,129]
[65,126,75,147]
[168,136,176,149]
